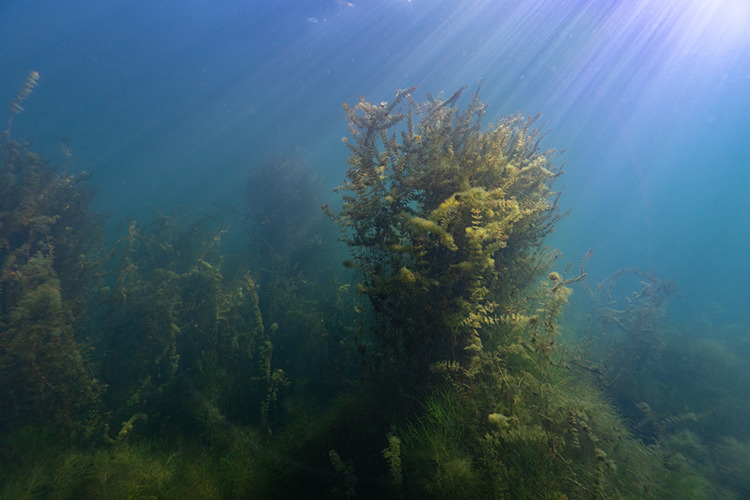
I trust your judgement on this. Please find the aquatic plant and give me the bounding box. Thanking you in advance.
[246,158,334,273]
[325,87,712,497]
[5,71,40,138]
[576,269,685,442]
[2,76,729,498]
[97,211,287,436]
[578,269,750,498]
[0,425,268,499]
[245,158,356,399]
[584,268,679,364]
[329,85,564,391]
[0,135,101,435]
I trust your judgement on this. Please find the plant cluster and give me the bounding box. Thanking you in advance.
[579,269,750,498]
[0,135,101,436]
[97,212,287,436]
[328,87,706,497]
[1,76,731,498]
[329,86,565,391]
[246,158,357,399]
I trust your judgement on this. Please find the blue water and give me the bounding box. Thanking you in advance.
[3,0,750,323]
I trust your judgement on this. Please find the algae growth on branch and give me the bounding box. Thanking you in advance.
[329,86,565,389]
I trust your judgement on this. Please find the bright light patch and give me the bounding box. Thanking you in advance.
[667,0,750,58]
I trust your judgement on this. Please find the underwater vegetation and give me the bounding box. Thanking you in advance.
[1,74,102,436]
[1,75,747,498]
[578,269,750,499]
[329,85,566,391]
[95,211,288,437]
[244,158,362,410]
[246,157,334,275]
[6,70,39,138]
[325,86,708,498]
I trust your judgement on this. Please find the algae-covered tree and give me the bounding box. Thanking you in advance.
[329,86,564,389]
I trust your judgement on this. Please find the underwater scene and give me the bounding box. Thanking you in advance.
[2,0,750,498]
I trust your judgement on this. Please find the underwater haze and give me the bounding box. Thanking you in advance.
[3,0,749,320]
[3,0,750,498]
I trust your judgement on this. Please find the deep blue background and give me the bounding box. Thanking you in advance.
[2,0,749,326]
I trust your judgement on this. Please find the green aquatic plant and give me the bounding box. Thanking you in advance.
[576,268,685,442]
[0,426,272,499]
[245,158,357,402]
[396,386,483,498]
[0,135,101,435]
[325,87,710,497]
[246,158,335,275]
[578,269,750,497]
[2,77,724,498]
[382,432,403,487]
[97,211,287,436]
[584,268,678,363]
[329,449,357,499]
[329,85,564,391]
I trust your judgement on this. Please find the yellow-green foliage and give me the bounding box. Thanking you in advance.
[328,449,357,499]
[0,137,101,303]
[382,433,403,487]
[331,85,563,388]
[0,426,266,499]
[331,86,707,497]
[396,372,705,499]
